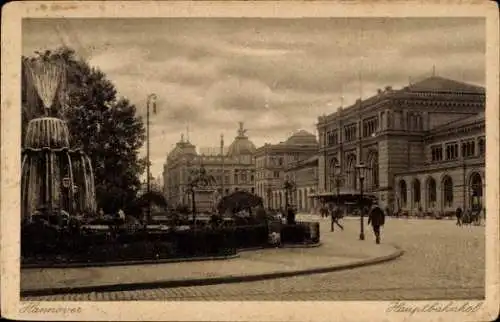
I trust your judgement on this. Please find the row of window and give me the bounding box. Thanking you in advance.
[399,174,483,208]
[430,138,485,162]
[325,117,380,146]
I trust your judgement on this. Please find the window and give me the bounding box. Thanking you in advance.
[224,175,230,184]
[443,176,453,208]
[278,157,284,166]
[250,175,254,182]
[344,124,357,142]
[327,129,339,146]
[234,173,238,184]
[461,141,475,158]
[427,178,437,207]
[363,117,378,138]
[478,137,485,155]
[445,143,459,161]
[273,171,280,178]
[399,180,407,207]
[251,187,255,194]
[431,145,443,162]
[412,179,421,205]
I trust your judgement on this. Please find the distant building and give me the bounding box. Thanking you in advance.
[139,175,163,196]
[163,123,256,211]
[254,130,318,209]
[316,76,485,214]
[285,155,320,213]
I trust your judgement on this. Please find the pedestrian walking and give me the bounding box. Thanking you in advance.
[367,204,385,244]
[455,207,463,226]
[330,204,344,232]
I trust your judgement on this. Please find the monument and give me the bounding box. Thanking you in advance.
[21,58,97,219]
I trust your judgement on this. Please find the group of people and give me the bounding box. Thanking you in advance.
[455,207,484,226]
[324,202,386,244]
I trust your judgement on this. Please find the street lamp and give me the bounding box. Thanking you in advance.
[283,177,296,225]
[283,178,295,210]
[266,186,273,210]
[355,162,368,241]
[146,93,157,223]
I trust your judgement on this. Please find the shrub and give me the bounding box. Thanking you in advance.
[22,221,276,265]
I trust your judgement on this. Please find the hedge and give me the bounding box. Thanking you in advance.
[21,220,320,265]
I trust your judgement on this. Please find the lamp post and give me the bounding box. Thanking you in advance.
[283,178,296,224]
[146,93,157,223]
[284,179,295,210]
[334,163,343,200]
[355,162,368,240]
[267,186,272,210]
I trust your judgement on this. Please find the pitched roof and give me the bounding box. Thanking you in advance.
[324,76,485,120]
[404,76,485,93]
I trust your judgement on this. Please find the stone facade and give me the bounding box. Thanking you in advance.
[394,113,485,214]
[254,130,318,209]
[317,76,485,212]
[284,156,320,213]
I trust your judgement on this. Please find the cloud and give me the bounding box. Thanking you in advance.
[22,17,486,178]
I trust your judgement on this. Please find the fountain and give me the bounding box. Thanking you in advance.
[21,58,97,219]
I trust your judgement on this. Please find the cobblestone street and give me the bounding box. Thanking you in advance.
[23,217,485,301]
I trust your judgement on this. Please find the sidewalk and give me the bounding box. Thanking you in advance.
[21,218,403,296]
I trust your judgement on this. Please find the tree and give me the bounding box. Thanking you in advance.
[22,47,146,214]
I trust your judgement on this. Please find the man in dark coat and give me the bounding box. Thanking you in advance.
[329,203,344,232]
[455,207,463,226]
[367,204,385,244]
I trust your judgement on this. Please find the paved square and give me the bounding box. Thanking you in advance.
[22,217,485,301]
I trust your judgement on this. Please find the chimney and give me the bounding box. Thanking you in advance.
[385,86,392,92]
[377,88,383,95]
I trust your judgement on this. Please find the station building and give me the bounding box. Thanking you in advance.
[316,76,485,215]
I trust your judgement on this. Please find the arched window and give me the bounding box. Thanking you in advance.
[478,138,485,156]
[469,172,483,210]
[442,176,453,208]
[399,180,407,207]
[346,155,357,189]
[367,152,379,191]
[426,177,437,209]
[329,158,339,192]
[412,179,421,207]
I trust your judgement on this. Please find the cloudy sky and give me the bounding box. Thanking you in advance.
[22,17,485,179]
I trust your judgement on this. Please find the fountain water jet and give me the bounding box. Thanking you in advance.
[21,58,97,219]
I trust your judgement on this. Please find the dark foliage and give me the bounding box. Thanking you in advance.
[22,47,146,214]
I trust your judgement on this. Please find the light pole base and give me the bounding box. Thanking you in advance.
[359,233,365,240]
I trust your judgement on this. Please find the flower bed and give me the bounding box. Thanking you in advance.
[21,222,270,265]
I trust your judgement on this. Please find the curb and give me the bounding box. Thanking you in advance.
[21,244,403,297]
[21,254,241,269]
[21,243,322,269]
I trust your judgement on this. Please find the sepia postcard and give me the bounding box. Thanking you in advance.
[1,1,499,321]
